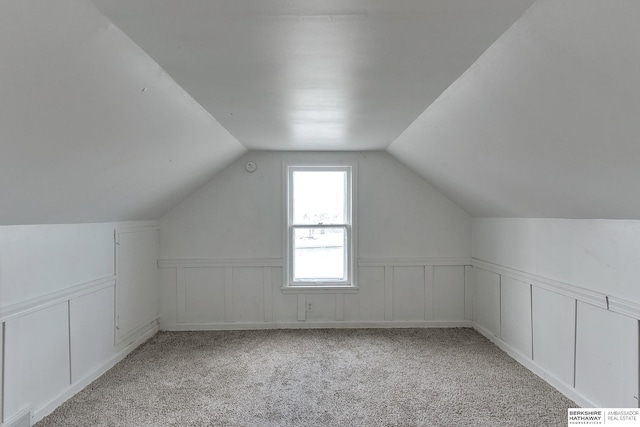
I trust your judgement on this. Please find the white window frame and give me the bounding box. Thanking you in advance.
[283,161,358,293]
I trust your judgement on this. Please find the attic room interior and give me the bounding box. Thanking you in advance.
[1,0,639,425]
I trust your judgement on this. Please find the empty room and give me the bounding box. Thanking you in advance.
[1,0,639,426]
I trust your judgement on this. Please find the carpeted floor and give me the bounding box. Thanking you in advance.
[37,328,575,426]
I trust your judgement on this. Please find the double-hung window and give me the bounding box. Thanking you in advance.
[284,162,356,290]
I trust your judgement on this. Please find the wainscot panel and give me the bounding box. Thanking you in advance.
[159,258,471,329]
[473,268,501,338]
[500,276,532,359]
[472,259,640,409]
[3,302,70,422]
[70,285,116,383]
[575,301,638,408]
[531,286,576,387]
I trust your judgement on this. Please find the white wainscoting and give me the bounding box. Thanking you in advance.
[115,226,160,345]
[4,302,70,424]
[1,224,160,427]
[158,257,472,330]
[531,286,576,387]
[70,286,116,383]
[575,302,638,408]
[473,268,501,338]
[471,259,640,409]
[500,276,532,359]
[0,277,159,427]
[0,322,3,423]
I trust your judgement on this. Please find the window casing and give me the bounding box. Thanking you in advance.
[284,162,357,290]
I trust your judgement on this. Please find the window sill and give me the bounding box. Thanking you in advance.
[281,286,359,294]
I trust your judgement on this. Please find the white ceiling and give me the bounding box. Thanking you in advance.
[3,0,639,224]
[90,0,534,150]
[389,0,640,218]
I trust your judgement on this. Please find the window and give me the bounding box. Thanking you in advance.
[284,162,357,290]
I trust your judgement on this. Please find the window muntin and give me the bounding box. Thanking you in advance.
[285,164,355,288]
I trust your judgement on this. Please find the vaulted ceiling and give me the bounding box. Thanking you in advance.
[389,0,640,218]
[1,0,638,224]
[90,0,534,151]
[0,0,245,225]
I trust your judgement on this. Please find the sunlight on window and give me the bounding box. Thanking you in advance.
[286,165,353,287]
[293,228,346,281]
[292,171,346,225]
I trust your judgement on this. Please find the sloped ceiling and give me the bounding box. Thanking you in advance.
[90,0,534,150]
[4,0,637,224]
[389,0,640,219]
[0,0,245,225]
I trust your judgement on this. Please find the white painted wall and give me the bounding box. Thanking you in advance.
[473,218,640,303]
[0,224,116,307]
[471,218,640,408]
[161,151,469,260]
[0,222,160,425]
[159,151,471,328]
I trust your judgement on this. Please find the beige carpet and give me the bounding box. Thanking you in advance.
[37,328,574,426]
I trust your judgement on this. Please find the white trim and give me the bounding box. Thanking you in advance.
[1,407,31,427]
[158,258,283,268]
[161,320,473,331]
[283,161,358,290]
[384,266,394,321]
[263,267,273,322]
[464,266,474,321]
[115,319,159,347]
[224,267,234,323]
[280,286,360,294]
[114,226,160,346]
[291,224,350,230]
[114,224,159,236]
[30,323,158,425]
[0,276,116,323]
[335,294,345,321]
[358,257,471,267]
[473,323,597,408]
[473,258,640,319]
[176,267,186,323]
[297,295,306,321]
[607,297,640,319]
[158,257,472,269]
[472,259,609,311]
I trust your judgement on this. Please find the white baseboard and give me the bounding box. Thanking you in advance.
[1,407,31,427]
[161,320,473,331]
[472,323,597,409]
[8,319,595,426]
[29,322,159,425]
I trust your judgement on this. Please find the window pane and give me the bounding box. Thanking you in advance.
[292,171,346,225]
[293,228,346,282]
